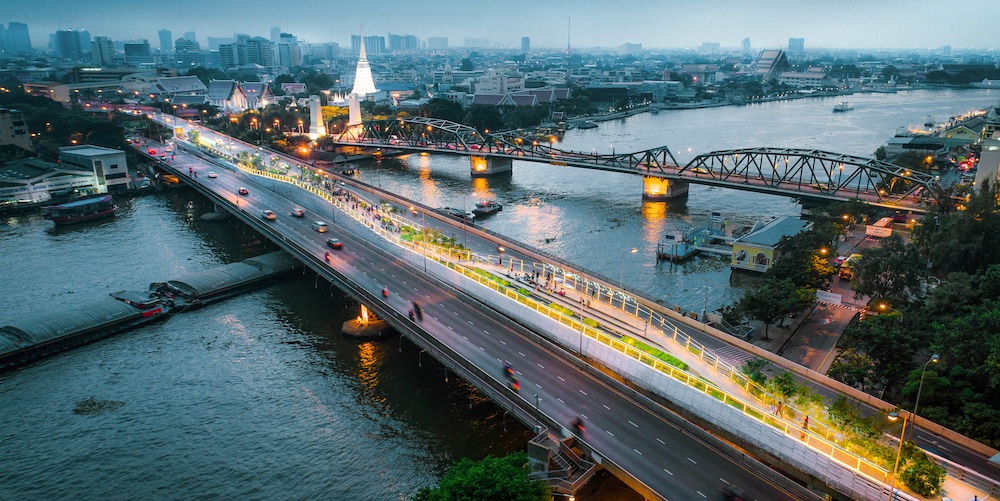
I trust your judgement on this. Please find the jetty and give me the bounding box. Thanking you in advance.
[656,212,735,262]
[0,251,300,371]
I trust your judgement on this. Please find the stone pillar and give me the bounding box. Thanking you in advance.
[348,93,362,126]
[470,155,513,176]
[308,95,326,139]
[642,176,688,201]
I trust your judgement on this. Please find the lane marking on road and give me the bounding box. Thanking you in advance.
[634,449,642,456]
[468,320,474,325]
[696,492,706,499]
[557,398,564,403]
[536,363,544,369]
[606,430,614,437]
[535,383,541,388]
[432,316,438,321]
[557,376,565,382]
[483,330,490,335]
[663,468,673,476]
[579,389,588,396]
[453,311,459,316]
[401,281,407,285]
[518,352,525,357]
[479,346,485,351]
[414,288,418,291]
[425,295,431,299]
[656,438,665,445]
[462,335,468,340]
[603,404,611,411]
[628,420,638,428]
[500,340,507,345]
[687,457,697,465]
[719,478,730,485]
[447,326,453,330]
[581,414,588,420]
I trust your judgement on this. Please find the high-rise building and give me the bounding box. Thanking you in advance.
[76,30,92,54]
[244,37,273,66]
[270,26,281,43]
[741,37,751,57]
[175,37,203,67]
[124,40,153,66]
[387,33,419,52]
[788,38,805,55]
[277,33,301,68]
[3,22,32,54]
[158,29,172,52]
[307,43,338,62]
[219,43,240,68]
[91,36,114,66]
[183,31,196,43]
[464,38,490,48]
[55,30,84,60]
[620,43,642,56]
[699,42,720,55]
[427,37,448,50]
[521,37,530,53]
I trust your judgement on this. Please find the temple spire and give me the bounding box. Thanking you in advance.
[351,26,378,96]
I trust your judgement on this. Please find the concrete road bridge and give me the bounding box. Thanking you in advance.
[332,116,942,213]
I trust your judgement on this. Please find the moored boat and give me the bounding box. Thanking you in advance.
[41,195,117,225]
[578,121,598,129]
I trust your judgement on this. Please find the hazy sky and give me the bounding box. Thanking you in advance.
[6,0,1000,51]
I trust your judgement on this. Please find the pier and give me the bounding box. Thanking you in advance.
[0,251,300,371]
[656,212,735,262]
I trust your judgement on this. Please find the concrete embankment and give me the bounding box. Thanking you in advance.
[0,251,300,371]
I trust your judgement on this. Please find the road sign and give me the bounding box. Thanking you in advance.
[122,121,146,130]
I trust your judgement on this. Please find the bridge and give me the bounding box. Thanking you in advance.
[142,112,1000,501]
[332,116,941,213]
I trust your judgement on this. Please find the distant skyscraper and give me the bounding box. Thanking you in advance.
[76,30,91,54]
[427,37,448,50]
[158,29,172,52]
[464,38,490,48]
[521,36,530,53]
[620,43,642,56]
[91,36,114,66]
[741,37,751,57]
[351,35,377,96]
[277,33,301,68]
[55,30,83,60]
[183,31,196,43]
[699,42,720,55]
[270,26,281,43]
[788,38,805,55]
[124,40,153,66]
[3,22,32,54]
[175,37,203,67]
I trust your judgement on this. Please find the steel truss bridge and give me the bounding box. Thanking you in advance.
[333,117,943,212]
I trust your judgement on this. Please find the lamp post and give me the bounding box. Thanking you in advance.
[886,354,939,499]
[619,247,638,290]
[877,303,903,323]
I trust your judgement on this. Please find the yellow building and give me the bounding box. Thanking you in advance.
[731,216,811,273]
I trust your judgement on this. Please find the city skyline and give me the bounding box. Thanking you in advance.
[6,0,1000,51]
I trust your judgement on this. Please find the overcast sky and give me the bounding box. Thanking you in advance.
[6,0,999,51]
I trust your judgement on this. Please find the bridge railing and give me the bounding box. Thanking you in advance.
[221,149,893,486]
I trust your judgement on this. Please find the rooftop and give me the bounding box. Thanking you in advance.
[737,216,810,247]
[60,145,124,157]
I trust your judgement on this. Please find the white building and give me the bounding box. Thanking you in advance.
[60,145,130,193]
[0,158,100,205]
[975,138,1000,191]
[474,68,523,95]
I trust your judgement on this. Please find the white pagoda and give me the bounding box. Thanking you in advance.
[350,35,378,96]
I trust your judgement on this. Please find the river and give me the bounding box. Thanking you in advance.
[0,88,995,500]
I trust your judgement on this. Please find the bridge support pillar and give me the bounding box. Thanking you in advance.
[470,156,512,177]
[642,176,688,201]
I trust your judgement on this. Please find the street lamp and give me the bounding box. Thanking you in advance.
[619,247,638,290]
[878,303,903,323]
[886,354,939,499]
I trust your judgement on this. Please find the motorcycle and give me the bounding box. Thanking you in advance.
[324,251,331,262]
[412,302,423,321]
[503,363,515,379]
[408,309,415,321]
[572,417,585,433]
[382,287,389,298]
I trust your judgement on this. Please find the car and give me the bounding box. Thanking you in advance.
[207,171,218,178]
[290,208,305,217]
[148,148,157,155]
[238,187,249,195]
[261,210,277,221]
[326,238,343,249]
[311,221,328,233]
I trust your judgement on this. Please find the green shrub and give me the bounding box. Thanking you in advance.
[620,336,689,371]
[517,287,532,297]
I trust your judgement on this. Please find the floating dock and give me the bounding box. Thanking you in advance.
[656,213,735,262]
[0,251,300,371]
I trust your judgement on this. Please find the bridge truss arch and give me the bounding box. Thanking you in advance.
[338,116,487,151]
[683,147,944,208]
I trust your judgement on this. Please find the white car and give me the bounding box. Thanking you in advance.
[290,208,305,217]
[261,210,277,221]
[207,171,218,178]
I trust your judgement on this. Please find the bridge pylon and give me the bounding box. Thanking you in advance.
[642,176,688,201]
[471,155,513,176]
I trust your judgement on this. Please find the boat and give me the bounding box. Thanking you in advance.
[924,116,935,127]
[472,200,503,217]
[578,121,598,130]
[833,102,854,112]
[41,195,117,225]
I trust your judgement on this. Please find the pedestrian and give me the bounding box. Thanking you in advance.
[803,416,809,431]
[775,401,783,416]
[586,299,591,308]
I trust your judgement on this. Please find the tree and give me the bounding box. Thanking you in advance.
[184,67,227,86]
[271,74,295,96]
[850,234,926,305]
[459,58,474,71]
[463,105,503,133]
[915,179,1000,274]
[419,98,465,123]
[736,278,798,340]
[837,313,919,393]
[413,452,549,501]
